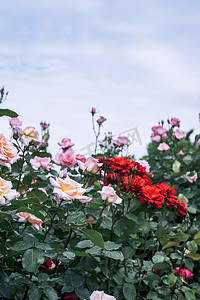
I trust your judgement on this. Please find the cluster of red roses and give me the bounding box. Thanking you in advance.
[98,157,187,216]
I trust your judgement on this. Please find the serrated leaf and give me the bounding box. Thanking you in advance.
[22,248,45,273]
[172,160,181,173]
[104,241,121,250]
[81,229,104,249]
[123,283,136,300]
[43,287,58,300]
[103,250,124,261]
[187,241,198,253]
[177,232,189,242]
[186,253,200,260]
[11,240,35,251]
[162,241,179,250]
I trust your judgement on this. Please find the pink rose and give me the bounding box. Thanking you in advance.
[78,157,103,174]
[174,267,193,280]
[75,154,86,163]
[54,150,76,169]
[179,150,184,155]
[30,156,52,171]
[9,117,22,128]
[173,129,186,140]
[58,138,74,150]
[137,160,151,173]
[97,116,107,125]
[169,118,180,127]
[151,125,167,142]
[91,107,96,115]
[98,186,122,204]
[157,142,170,151]
[90,290,116,300]
[113,136,131,147]
[196,138,200,146]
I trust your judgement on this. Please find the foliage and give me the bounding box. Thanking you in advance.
[0,104,200,299]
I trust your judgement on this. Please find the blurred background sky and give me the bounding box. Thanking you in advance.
[0,0,200,159]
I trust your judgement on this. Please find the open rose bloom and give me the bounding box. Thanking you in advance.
[98,186,122,204]
[157,142,170,151]
[151,126,167,142]
[113,136,131,147]
[15,212,43,231]
[173,129,186,140]
[50,176,92,203]
[58,138,74,150]
[78,157,103,174]
[30,156,52,171]
[19,126,42,146]
[169,117,180,127]
[9,117,22,128]
[0,177,20,204]
[174,267,193,280]
[90,290,116,300]
[0,134,19,168]
[55,150,76,169]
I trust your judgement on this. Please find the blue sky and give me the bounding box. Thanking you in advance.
[0,0,200,159]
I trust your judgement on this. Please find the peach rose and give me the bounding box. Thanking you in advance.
[15,212,43,231]
[90,291,116,300]
[0,134,19,168]
[0,177,20,204]
[19,126,41,146]
[98,186,122,204]
[50,176,92,203]
[78,157,103,174]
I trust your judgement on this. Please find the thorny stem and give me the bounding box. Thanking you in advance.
[16,146,28,191]
[43,200,63,242]
[92,114,101,155]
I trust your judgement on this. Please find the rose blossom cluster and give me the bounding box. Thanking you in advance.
[99,156,187,216]
[151,126,167,142]
[55,138,86,169]
[30,156,52,171]
[9,117,43,146]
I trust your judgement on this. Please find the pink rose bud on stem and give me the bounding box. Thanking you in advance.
[169,118,180,127]
[91,107,96,115]
[9,117,22,128]
[97,116,107,125]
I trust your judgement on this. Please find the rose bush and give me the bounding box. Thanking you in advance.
[0,100,200,299]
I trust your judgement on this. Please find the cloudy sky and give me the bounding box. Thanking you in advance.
[0,0,200,159]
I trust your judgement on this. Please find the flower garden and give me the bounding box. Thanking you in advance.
[0,93,200,299]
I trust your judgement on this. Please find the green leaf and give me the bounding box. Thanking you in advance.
[29,287,42,300]
[123,283,136,300]
[81,228,104,249]
[66,211,86,224]
[162,241,179,250]
[153,262,171,271]
[183,155,193,165]
[43,287,58,300]
[22,248,45,273]
[172,160,181,173]
[167,273,177,286]
[62,250,75,260]
[76,240,94,249]
[0,108,18,118]
[103,250,124,261]
[187,241,198,253]
[113,219,127,236]
[35,243,52,251]
[104,241,122,250]
[140,220,150,234]
[75,287,90,300]
[186,253,200,260]
[11,240,35,251]
[177,232,189,242]
[26,189,49,204]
